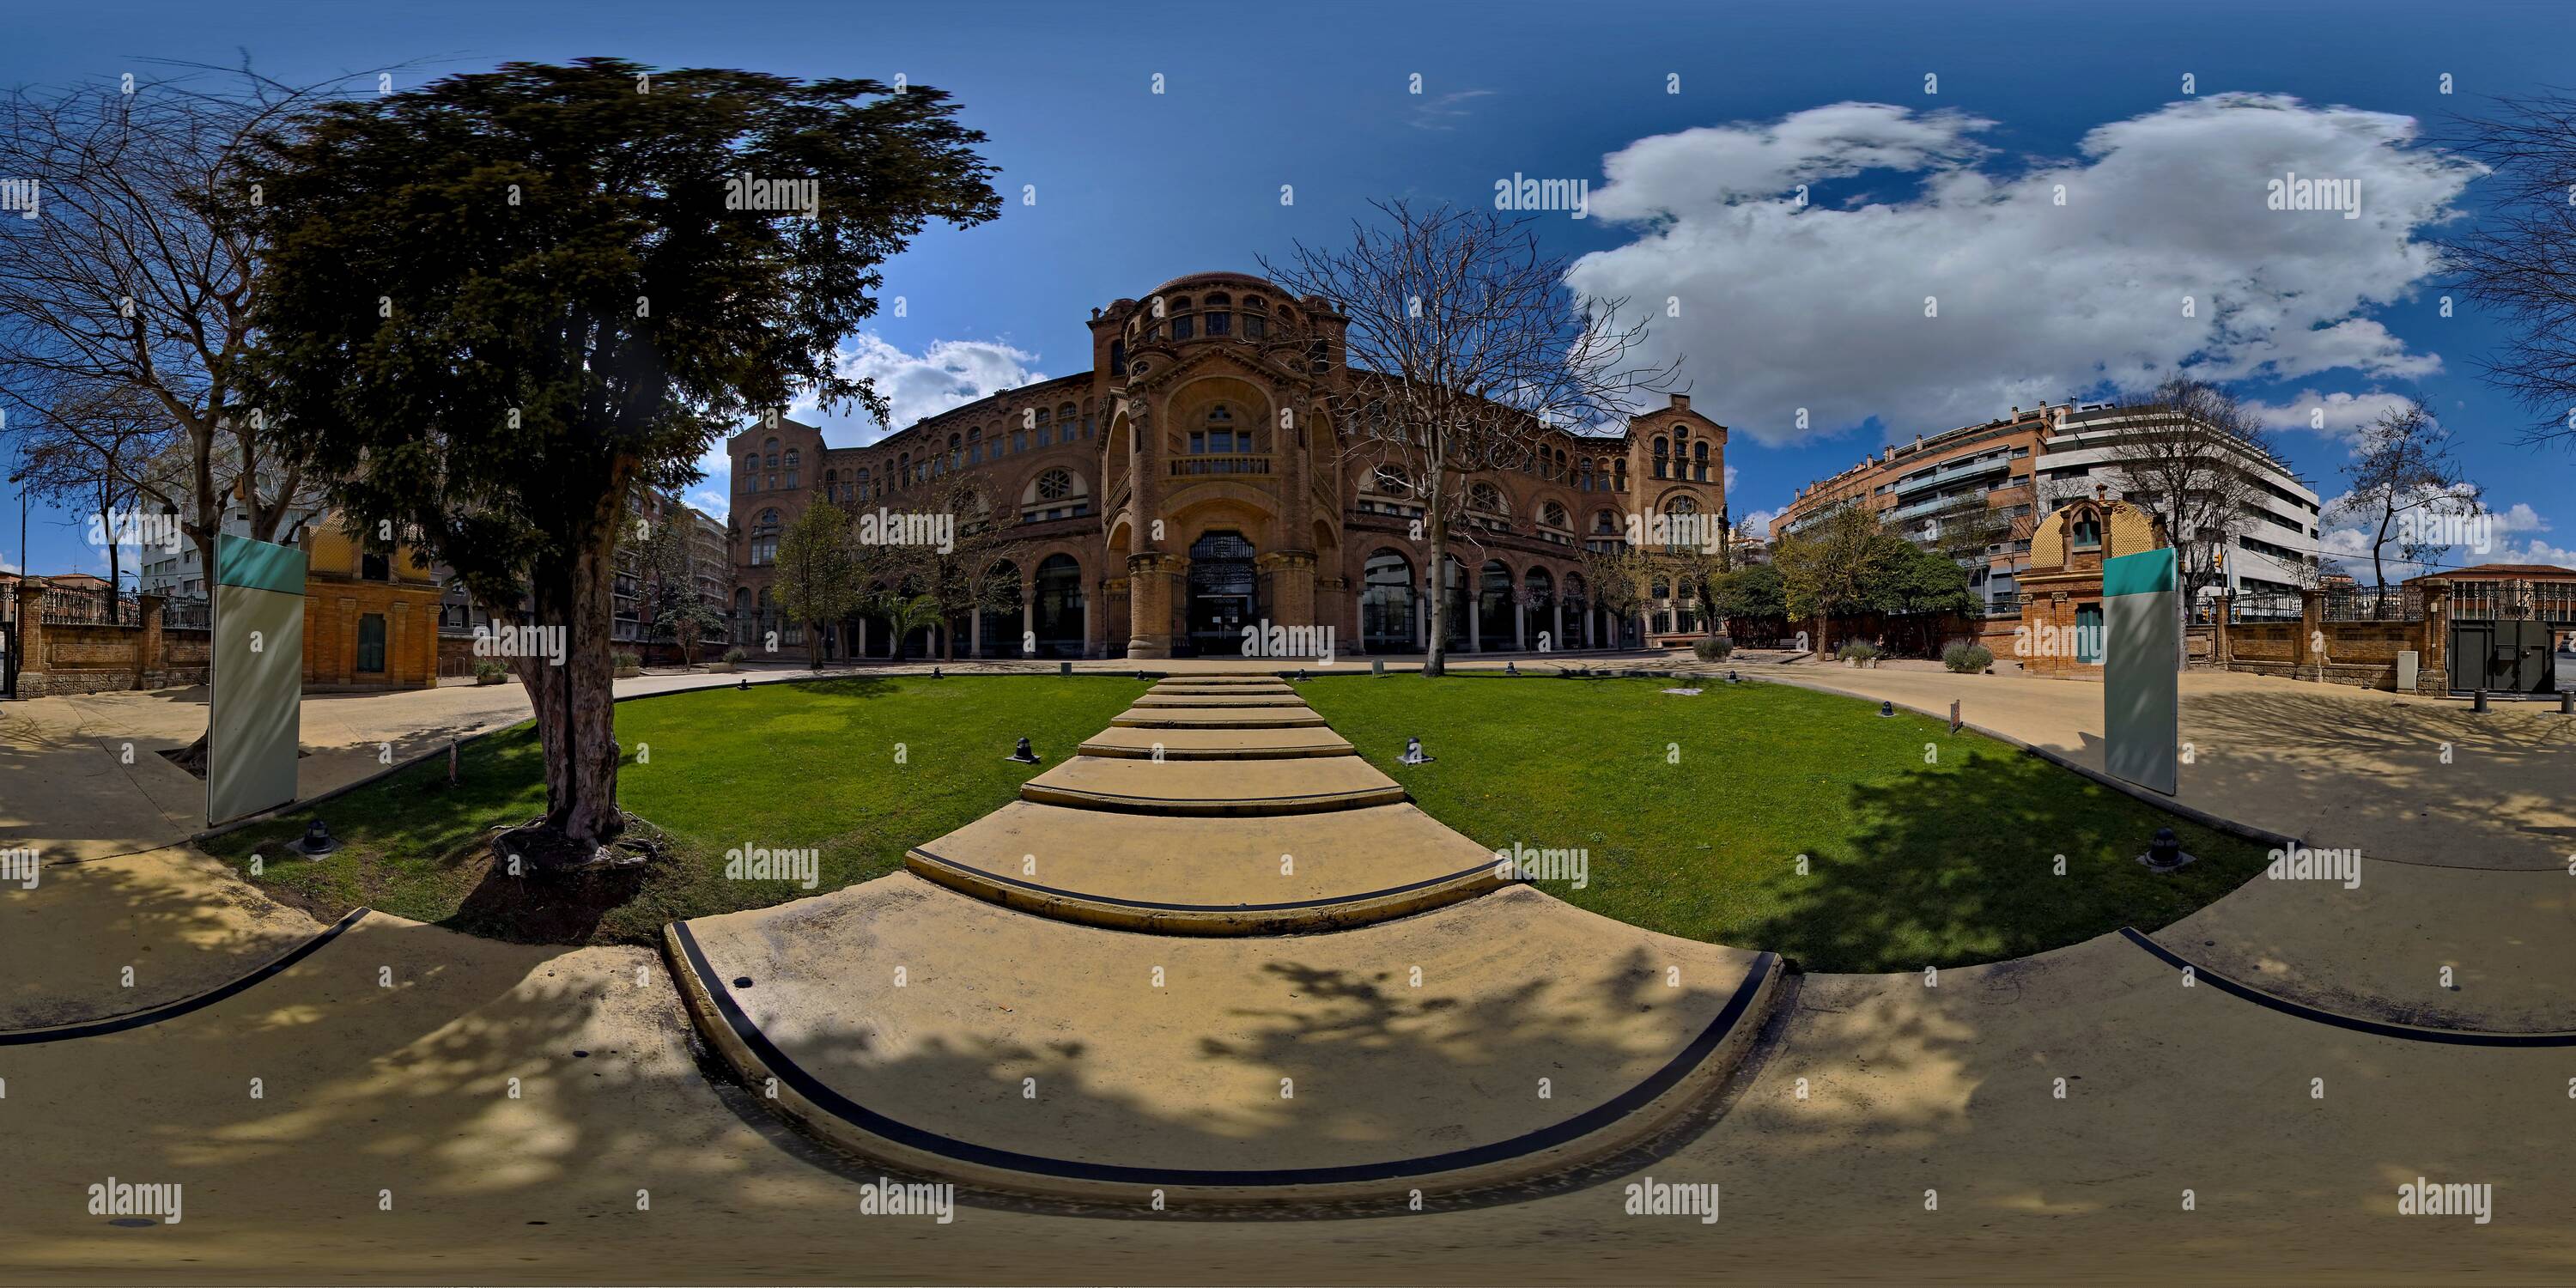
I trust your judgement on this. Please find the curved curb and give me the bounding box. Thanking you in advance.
[1018,781,1408,816]
[2118,927,2576,1047]
[664,919,1781,1204]
[902,846,1508,935]
[0,906,371,1045]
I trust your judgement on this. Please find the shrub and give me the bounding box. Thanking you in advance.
[611,650,642,673]
[471,659,508,684]
[1692,635,1735,661]
[1943,642,1994,673]
[723,646,748,664]
[1835,640,1881,663]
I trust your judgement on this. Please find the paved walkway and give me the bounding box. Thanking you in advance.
[5,659,2576,1281]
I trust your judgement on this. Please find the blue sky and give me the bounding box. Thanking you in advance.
[6,0,2573,580]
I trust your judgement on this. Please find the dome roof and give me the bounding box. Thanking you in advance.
[1142,270,1282,300]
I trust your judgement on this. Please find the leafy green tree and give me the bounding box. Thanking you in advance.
[1711,562,1786,636]
[1774,502,1895,652]
[246,58,997,863]
[771,501,860,669]
[872,592,948,663]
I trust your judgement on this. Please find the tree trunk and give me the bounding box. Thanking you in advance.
[507,541,624,863]
[1424,517,1450,677]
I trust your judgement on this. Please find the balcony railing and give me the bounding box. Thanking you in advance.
[1171,455,1271,477]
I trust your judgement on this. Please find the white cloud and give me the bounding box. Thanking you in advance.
[1570,95,2480,447]
[1413,88,1494,131]
[2244,388,2420,441]
[2315,487,2568,580]
[793,333,1046,441]
[1723,464,1739,492]
[688,331,1046,502]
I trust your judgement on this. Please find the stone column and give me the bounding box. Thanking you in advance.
[1551,601,1564,653]
[392,600,413,687]
[15,579,48,694]
[1019,585,1034,656]
[969,607,982,659]
[1513,597,1527,650]
[1259,551,1316,632]
[1467,590,1482,653]
[138,593,166,689]
[857,615,869,661]
[1583,605,1595,649]
[1126,552,1179,658]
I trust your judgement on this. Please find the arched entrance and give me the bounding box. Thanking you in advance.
[981,560,1022,658]
[1361,548,1416,652]
[1032,556,1084,658]
[1186,531,1258,656]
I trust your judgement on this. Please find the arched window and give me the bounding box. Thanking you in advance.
[1372,463,1411,495]
[1020,468,1091,520]
[1540,501,1569,530]
[1109,338,1126,375]
[785,449,800,489]
[1170,296,1195,341]
[1189,404,1250,457]
[1037,469,1072,501]
[1652,436,1670,479]
[1361,549,1416,651]
[764,438,781,469]
[1577,460,1595,493]
[1613,459,1628,491]
[1693,440,1710,481]
[1204,291,1231,337]
[1469,481,1506,515]
[966,426,982,464]
[750,508,782,566]
[1059,403,1080,439]
[1033,409,1052,447]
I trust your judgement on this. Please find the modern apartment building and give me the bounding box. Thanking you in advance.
[1770,398,2322,622]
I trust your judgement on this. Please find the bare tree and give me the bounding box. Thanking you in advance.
[2064,379,2275,610]
[0,64,368,615]
[2330,397,2482,611]
[855,474,1033,661]
[8,380,173,619]
[2444,93,2576,447]
[1261,200,1675,675]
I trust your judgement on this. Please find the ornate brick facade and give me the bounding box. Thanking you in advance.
[725,270,1728,658]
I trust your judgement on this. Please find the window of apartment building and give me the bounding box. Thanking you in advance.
[357,613,387,673]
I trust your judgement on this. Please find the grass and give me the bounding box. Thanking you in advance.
[1298,673,2269,973]
[201,675,1147,945]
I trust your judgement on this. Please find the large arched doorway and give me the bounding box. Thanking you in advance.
[981,561,1022,658]
[1185,531,1258,656]
[1361,549,1416,652]
[1032,556,1084,658]
[1524,568,1555,651]
[1477,560,1514,652]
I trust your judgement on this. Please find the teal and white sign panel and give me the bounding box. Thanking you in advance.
[2102,546,2179,796]
[208,533,307,826]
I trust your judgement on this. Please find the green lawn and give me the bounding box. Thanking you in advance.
[1298,673,2268,973]
[202,675,1146,945]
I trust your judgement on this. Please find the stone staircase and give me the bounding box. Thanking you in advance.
[666,673,1779,1205]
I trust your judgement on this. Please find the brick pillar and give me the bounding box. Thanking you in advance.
[138,594,166,689]
[2421,589,2449,694]
[392,600,414,686]
[2210,592,2231,667]
[14,580,46,694]
[1126,553,1178,658]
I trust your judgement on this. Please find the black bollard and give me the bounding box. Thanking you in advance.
[1005,737,1040,764]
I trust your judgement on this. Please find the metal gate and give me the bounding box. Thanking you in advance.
[2448,619,2556,694]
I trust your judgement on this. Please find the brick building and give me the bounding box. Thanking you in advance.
[2014,487,2170,679]
[722,270,1728,658]
[300,522,442,690]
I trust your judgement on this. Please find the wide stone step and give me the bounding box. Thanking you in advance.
[904,800,1501,933]
[1020,754,1404,815]
[1110,707,1326,729]
[667,877,1780,1204]
[1151,681,1297,696]
[1147,674,1282,686]
[1078,726,1354,760]
[1130,692,1309,708]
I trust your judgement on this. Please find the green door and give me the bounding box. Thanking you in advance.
[357,612,387,674]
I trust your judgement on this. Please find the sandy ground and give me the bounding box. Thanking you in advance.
[3,656,2571,1284]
